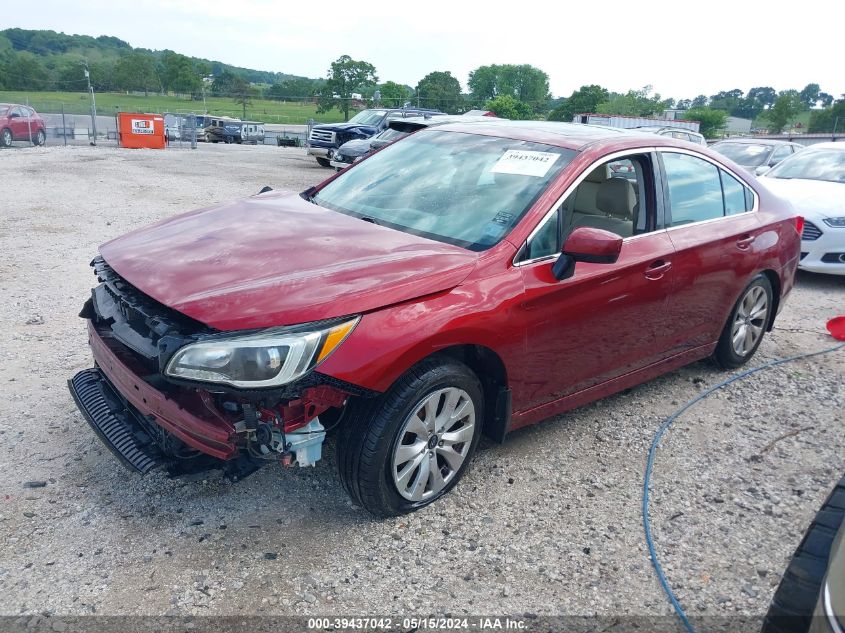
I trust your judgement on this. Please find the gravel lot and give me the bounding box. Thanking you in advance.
[0,143,843,623]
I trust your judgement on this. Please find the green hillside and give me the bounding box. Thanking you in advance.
[0,90,346,124]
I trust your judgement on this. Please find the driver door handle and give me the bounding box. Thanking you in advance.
[644,260,672,280]
[736,234,756,250]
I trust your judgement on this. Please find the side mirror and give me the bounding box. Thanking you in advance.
[552,227,623,281]
[755,165,771,176]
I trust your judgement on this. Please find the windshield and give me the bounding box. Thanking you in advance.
[766,149,845,184]
[313,130,577,250]
[712,143,772,167]
[347,109,387,126]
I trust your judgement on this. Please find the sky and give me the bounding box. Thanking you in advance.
[9,0,844,100]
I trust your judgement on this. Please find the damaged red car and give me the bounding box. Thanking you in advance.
[70,121,801,516]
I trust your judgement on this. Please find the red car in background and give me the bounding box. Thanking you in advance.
[0,103,46,147]
[69,122,801,516]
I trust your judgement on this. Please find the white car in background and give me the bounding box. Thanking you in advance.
[762,142,845,275]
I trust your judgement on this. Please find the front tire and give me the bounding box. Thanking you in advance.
[0,128,11,147]
[316,157,331,168]
[713,274,773,369]
[337,358,483,517]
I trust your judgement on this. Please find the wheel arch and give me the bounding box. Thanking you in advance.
[759,268,782,332]
[421,344,511,444]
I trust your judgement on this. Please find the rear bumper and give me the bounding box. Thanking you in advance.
[78,321,237,460]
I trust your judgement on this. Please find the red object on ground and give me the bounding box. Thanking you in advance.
[117,112,165,149]
[827,317,845,341]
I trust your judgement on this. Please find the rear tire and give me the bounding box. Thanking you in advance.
[762,475,845,633]
[336,358,483,517]
[713,274,773,369]
[33,129,46,146]
[316,157,331,168]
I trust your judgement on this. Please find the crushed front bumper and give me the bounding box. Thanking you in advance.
[73,320,238,461]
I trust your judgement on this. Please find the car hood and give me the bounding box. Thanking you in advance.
[313,122,377,134]
[337,138,372,155]
[99,191,478,331]
[762,177,845,219]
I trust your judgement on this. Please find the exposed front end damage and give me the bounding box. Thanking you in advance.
[69,257,368,479]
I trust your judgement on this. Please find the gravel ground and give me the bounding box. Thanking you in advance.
[0,143,843,621]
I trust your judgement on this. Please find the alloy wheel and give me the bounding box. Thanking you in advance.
[731,285,769,357]
[391,387,476,502]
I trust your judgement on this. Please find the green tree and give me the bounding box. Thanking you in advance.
[799,83,821,109]
[468,64,550,112]
[547,84,609,121]
[231,75,255,119]
[415,71,462,112]
[685,107,727,139]
[764,91,802,133]
[808,99,845,133]
[159,51,202,96]
[114,52,158,96]
[377,80,412,107]
[316,55,378,121]
[4,51,50,89]
[596,86,670,117]
[267,77,318,101]
[691,95,708,108]
[485,95,533,120]
[708,89,744,113]
[210,69,241,96]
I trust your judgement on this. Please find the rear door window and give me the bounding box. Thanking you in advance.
[662,153,724,226]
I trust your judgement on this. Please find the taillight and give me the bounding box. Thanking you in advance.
[794,216,804,235]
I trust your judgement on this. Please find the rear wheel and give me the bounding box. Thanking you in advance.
[316,157,331,168]
[0,128,11,147]
[33,129,46,146]
[713,274,773,368]
[337,358,483,517]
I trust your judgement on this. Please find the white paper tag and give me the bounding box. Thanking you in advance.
[490,150,559,177]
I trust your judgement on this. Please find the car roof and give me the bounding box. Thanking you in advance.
[420,120,673,151]
[712,138,797,146]
[799,141,845,151]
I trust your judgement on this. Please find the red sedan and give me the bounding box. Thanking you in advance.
[0,103,46,147]
[69,121,801,516]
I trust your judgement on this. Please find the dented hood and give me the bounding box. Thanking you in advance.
[99,191,477,330]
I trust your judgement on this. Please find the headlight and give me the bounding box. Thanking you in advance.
[334,153,344,161]
[822,217,845,228]
[164,317,359,388]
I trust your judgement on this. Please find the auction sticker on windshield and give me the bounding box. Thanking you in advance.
[491,150,559,177]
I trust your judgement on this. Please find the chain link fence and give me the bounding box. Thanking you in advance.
[9,98,309,149]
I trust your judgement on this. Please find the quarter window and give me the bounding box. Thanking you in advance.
[721,170,750,215]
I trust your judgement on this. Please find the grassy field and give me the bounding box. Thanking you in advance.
[0,91,348,124]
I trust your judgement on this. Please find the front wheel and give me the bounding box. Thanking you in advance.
[316,157,331,168]
[0,128,11,147]
[713,274,773,368]
[337,358,483,516]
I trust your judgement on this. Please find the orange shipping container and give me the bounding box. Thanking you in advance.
[118,112,166,149]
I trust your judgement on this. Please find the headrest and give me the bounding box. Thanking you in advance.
[596,178,635,220]
[584,166,608,183]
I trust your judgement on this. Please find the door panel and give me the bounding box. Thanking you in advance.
[516,230,676,411]
[665,215,761,350]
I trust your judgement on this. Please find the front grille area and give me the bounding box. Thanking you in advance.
[309,129,334,143]
[88,256,208,361]
[802,220,823,241]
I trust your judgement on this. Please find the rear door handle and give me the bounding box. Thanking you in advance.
[736,234,756,250]
[644,260,672,280]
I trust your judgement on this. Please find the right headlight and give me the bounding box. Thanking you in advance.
[164,317,359,388]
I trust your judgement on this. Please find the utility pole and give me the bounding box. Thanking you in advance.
[83,61,98,145]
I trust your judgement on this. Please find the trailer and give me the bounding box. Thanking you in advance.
[573,113,700,133]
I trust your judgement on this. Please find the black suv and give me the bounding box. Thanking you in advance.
[306,107,443,167]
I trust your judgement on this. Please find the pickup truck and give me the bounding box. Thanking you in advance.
[307,107,443,167]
